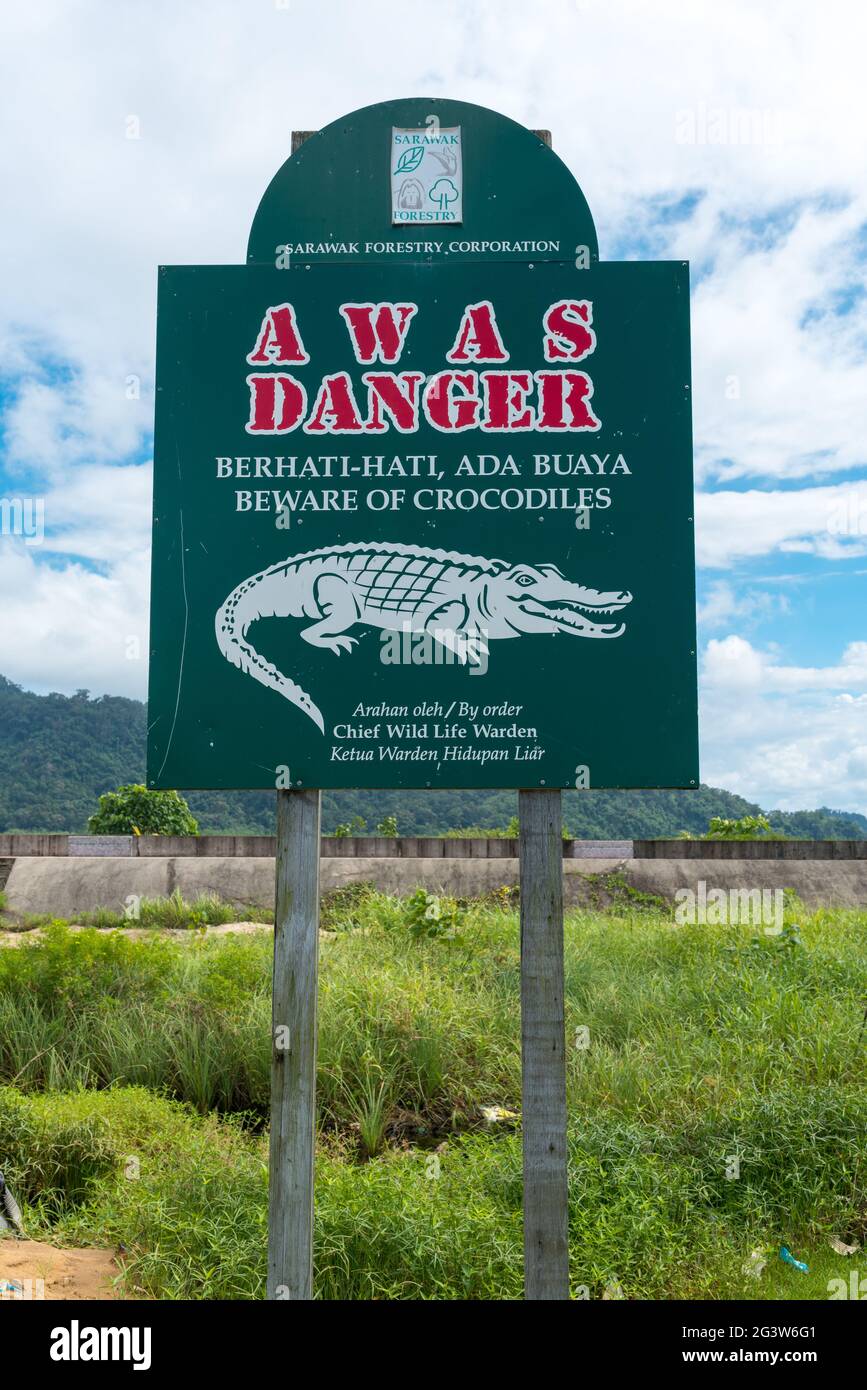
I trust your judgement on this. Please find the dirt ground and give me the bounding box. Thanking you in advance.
[0,1237,121,1300]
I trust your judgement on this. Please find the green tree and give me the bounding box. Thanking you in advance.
[702,814,783,841]
[87,784,198,836]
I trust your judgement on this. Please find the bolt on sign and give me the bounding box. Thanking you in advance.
[148,99,698,793]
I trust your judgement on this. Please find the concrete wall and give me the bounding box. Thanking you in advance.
[634,839,867,860]
[4,833,865,860]
[5,854,867,918]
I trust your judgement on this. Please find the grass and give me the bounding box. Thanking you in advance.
[0,891,864,1299]
[3,889,273,934]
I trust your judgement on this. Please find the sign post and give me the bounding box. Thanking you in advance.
[519,788,569,1299]
[516,127,568,1301]
[147,98,697,1301]
[267,787,320,1301]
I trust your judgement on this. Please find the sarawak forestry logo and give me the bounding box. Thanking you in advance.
[392,125,463,224]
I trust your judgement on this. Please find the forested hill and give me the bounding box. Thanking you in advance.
[1,675,866,838]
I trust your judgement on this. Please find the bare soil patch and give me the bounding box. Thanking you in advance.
[0,1237,121,1300]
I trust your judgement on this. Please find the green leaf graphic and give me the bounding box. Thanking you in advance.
[394,146,425,175]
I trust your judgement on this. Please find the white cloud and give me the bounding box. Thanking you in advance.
[704,635,867,692]
[703,634,767,690]
[701,635,867,812]
[697,579,789,629]
[697,481,867,566]
[0,0,865,384]
[689,199,867,486]
[0,543,149,698]
[2,372,152,481]
[38,462,153,564]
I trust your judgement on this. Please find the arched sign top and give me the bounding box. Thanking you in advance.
[246,97,599,266]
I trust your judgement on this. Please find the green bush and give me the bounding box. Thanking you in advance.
[0,923,176,1010]
[87,784,198,836]
[331,815,367,838]
[0,1087,117,1214]
[703,814,784,841]
[403,888,465,940]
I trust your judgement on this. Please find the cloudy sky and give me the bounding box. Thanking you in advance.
[1,0,865,812]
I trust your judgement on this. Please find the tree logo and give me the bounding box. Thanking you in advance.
[429,178,458,212]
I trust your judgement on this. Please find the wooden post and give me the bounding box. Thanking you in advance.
[267,787,321,1300]
[519,788,569,1299]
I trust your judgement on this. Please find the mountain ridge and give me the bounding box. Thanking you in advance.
[1,675,865,838]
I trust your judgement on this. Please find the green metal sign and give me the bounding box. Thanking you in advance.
[148,100,697,792]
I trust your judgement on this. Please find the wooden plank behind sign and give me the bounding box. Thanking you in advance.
[291,129,552,150]
[290,130,318,153]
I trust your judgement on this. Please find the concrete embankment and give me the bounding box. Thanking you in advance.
[4,853,867,918]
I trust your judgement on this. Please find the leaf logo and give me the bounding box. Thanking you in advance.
[393,145,425,175]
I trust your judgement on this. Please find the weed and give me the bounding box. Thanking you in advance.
[404,889,465,940]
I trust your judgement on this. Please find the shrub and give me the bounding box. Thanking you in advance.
[0,922,177,1010]
[87,785,198,836]
[0,1087,117,1214]
[332,815,367,838]
[703,814,783,841]
[403,889,464,940]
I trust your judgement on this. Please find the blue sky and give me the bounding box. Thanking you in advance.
[1,0,865,813]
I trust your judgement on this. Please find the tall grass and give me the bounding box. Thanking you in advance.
[1,905,865,1134]
[5,1079,864,1301]
[0,897,864,1298]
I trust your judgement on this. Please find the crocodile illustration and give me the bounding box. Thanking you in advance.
[215,542,632,732]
